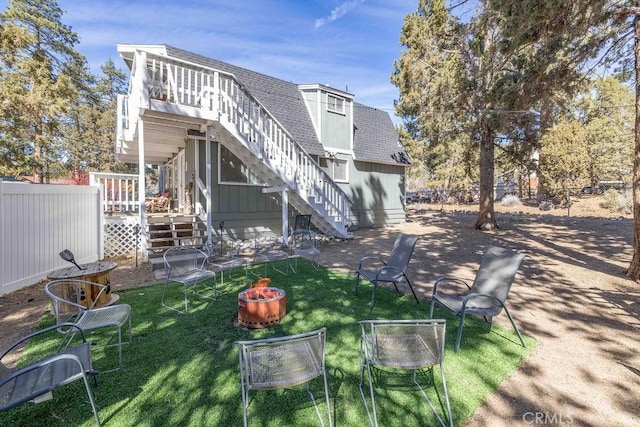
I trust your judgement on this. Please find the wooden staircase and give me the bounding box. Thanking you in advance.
[146,214,206,254]
[117,51,353,240]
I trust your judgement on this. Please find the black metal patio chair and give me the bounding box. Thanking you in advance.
[429,245,526,352]
[354,233,420,309]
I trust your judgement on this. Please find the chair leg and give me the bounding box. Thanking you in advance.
[241,387,249,427]
[454,312,466,353]
[305,381,332,427]
[412,368,450,427]
[161,281,170,310]
[193,276,218,300]
[126,314,132,344]
[503,306,526,348]
[429,299,436,319]
[161,281,188,314]
[405,277,419,304]
[243,264,249,285]
[98,323,125,374]
[322,372,333,427]
[354,273,361,296]
[81,372,102,426]
[117,326,122,369]
[311,254,320,271]
[358,354,379,427]
[289,255,299,274]
[439,364,454,427]
[369,281,378,310]
[273,258,290,275]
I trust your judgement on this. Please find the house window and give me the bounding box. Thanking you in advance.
[327,94,345,114]
[319,157,348,182]
[219,145,265,185]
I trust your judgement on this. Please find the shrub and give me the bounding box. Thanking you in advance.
[501,194,520,208]
[539,200,554,211]
[600,189,619,210]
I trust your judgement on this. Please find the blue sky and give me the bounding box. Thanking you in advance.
[3,0,425,120]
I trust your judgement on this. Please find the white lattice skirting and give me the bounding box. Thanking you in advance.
[104,217,141,258]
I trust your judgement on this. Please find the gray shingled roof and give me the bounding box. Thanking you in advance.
[353,102,409,165]
[165,45,408,165]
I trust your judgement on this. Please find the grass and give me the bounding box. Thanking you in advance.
[0,261,535,426]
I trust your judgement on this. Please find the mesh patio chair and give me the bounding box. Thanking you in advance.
[236,328,332,427]
[0,323,101,426]
[162,246,217,314]
[45,280,132,373]
[289,230,320,273]
[252,233,290,277]
[204,237,249,287]
[429,245,526,352]
[358,319,453,427]
[291,214,312,234]
[354,233,420,309]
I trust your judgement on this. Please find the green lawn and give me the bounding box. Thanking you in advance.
[1,261,534,426]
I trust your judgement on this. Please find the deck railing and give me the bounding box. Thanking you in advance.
[123,50,351,237]
[89,172,140,213]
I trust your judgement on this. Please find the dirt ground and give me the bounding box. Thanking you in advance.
[1,195,639,426]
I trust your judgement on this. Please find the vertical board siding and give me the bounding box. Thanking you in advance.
[0,181,102,295]
[349,161,406,228]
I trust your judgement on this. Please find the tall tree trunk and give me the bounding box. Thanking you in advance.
[626,14,640,281]
[475,118,498,230]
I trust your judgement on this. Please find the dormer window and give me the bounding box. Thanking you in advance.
[327,94,345,114]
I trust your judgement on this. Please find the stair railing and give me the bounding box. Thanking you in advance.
[130,50,352,235]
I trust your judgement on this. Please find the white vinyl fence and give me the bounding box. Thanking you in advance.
[0,179,103,296]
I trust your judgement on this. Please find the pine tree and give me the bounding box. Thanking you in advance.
[0,0,89,182]
[394,0,620,230]
[64,59,129,174]
[392,0,477,208]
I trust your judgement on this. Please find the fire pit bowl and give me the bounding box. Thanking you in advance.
[237,287,287,329]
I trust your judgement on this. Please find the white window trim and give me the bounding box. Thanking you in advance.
[320,156,349,183]
[327,93,345,115]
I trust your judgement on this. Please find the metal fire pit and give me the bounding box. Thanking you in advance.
[237,287,286,329]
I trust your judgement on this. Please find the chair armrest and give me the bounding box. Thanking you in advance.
[1,323,86,362]
[0,352,86,385]
[374,265,405,279]
[432,276,471,296]
[459,292,504,310]
[357,256,386,270]
[45,287,87,312]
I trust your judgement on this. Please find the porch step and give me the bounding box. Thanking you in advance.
[145,214,206,254]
